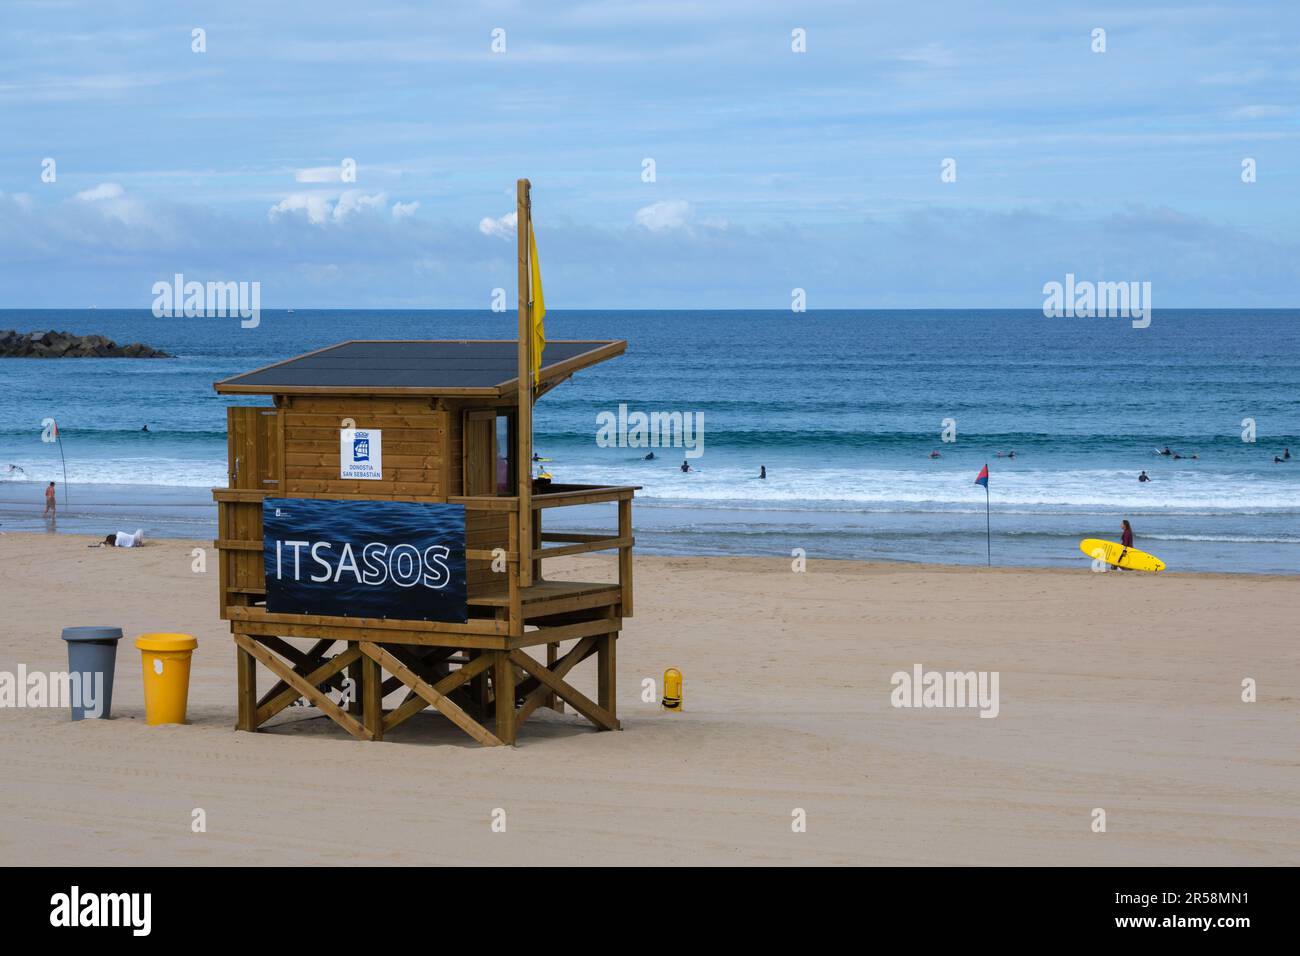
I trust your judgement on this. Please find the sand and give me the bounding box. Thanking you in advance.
[0,531,1296,866]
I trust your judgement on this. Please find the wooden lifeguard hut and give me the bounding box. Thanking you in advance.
[211,181,635,746]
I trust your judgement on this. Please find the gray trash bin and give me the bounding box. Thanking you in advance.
[60,626,123,720]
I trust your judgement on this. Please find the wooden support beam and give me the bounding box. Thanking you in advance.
[598,632,617,723]
[360,642,503,747]
[507,511,522,637]
[618,496,634,616]
[235,635,371,740]
[508,615,619,650]
[509,649,619,732]
[347,656,363,716]
[236,644,257,731]
[516,178,534,589]
[362,652,384,740]
[494,649,517,745]
[546,642,561,713]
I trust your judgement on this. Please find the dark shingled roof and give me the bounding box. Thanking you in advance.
[214,340,624,396]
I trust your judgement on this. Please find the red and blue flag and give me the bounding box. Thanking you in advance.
[975,464,989,488]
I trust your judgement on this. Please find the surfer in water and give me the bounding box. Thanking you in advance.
[1138,471,1150,482]
[680,460,692,473]
[643,452,655,460]
[759,466,766,479]
[928,450,941,459]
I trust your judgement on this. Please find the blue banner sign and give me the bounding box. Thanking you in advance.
[262,498,467,623]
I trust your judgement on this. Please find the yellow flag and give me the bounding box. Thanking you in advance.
[528,219,545,379]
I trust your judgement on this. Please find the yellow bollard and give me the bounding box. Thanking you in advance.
[135,633,198,725]
[661,667,682,712]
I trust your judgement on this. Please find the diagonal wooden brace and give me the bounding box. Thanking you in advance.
[382,652,495,734]
[516,635,598,727]
[359,642,503,747]
[235,635,370,739]
[255,637,340,709]
[509,647,619,732]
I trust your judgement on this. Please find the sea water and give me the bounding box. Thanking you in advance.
[0,309,1296,573]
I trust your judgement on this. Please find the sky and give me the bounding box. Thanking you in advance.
[0,0,1297,309]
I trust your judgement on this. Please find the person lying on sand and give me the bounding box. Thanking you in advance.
[95,529,146,548]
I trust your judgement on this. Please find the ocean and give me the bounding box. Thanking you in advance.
[0,309,1296,573]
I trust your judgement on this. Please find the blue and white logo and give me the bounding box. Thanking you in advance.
[340,428,383,480]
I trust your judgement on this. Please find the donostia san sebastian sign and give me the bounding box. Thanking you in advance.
[341,427,382,480]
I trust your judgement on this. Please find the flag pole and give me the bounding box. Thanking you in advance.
[516,178,534,588]
[55,419,69,507]
[984,482,990,566]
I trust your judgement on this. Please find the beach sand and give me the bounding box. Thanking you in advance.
[0,531,1296,866]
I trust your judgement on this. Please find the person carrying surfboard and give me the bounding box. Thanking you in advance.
[1118,520,1134,568]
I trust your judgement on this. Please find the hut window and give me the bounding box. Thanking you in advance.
[496,412,515,494]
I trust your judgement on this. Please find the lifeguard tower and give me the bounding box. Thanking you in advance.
[211,181,635,746]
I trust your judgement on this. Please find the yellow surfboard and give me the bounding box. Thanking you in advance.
[1079,538,1166,573]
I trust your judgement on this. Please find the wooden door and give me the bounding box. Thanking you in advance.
[462,409,497,497]
[227,406,280,490]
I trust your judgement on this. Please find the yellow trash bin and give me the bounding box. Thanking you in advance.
[135,633,198,725]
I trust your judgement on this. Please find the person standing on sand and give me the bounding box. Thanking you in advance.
[43,481,56,516]
[1117,519,1134,569]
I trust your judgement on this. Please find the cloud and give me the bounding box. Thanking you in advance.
[269,190,387,225]
[1226,104,1288,120]
[391,200,419,220]
[479,211,517,238]
[634,199,692,231]
[896,42,956,67]
[294,165,344,183]
[74,182,125,202]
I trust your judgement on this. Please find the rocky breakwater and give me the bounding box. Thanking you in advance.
[0,329,171,358]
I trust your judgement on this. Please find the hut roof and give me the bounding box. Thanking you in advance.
[214,339,625,396]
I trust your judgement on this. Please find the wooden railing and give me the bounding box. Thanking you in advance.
[213,483,636,635]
